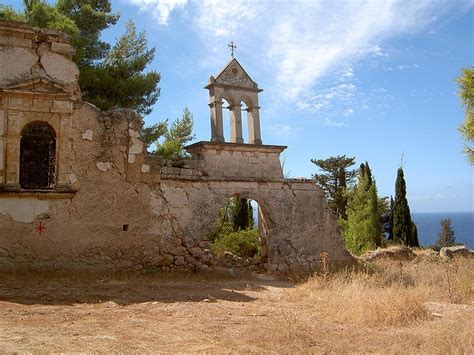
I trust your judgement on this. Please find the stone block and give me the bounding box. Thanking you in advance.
[31,98,52,112]
[190,247,203,257]
[152,254,173,266]
[128,138,144,154]
[9,96,32,111]
[96,161,111,172]
[179,168,195,176]
[169,246,187,256]
[51,42,75,56]
[0,47,37,86]
[128,129,140,138]
[141,164,150,173]
[81,129,93,141]
[162,166,181,175]
[40,51,79,85]
[51,100,72,113]
[8,36,32,48]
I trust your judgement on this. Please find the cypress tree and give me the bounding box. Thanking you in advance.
[387,196,394,241]
[411,222,419,247]
[248,201,254,229]
[342,163,382,254]
[392,168,419,247]
[360,161,373,189]
[232,197,250,231]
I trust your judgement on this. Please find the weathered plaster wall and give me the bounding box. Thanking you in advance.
[185,142,284,180]
[0,20,79,98]
[0,104,351,273]
[0,20,352,274]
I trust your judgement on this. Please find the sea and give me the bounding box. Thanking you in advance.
[412,212,474,249]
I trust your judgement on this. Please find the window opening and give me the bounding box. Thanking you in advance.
[20,121,56,189]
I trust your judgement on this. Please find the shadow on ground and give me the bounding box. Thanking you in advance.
[0,272,293,306]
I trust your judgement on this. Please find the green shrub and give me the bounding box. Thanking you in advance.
[208,222,234,243]
[211,229,260,258]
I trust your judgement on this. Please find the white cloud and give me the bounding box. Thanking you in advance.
[266,0,470,100]
[323,118,347,128]
[341,68,354,80]
[267,123,299,138]
[126,0,187,25]
[124,0,473,115]
[193,0,263,37]
[295,80,357,114]
[184,0,472,115]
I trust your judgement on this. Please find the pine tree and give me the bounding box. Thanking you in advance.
[80,21,160,115]
[56,0,119,66]
[456,67,474,164]
[392,168,419,247]
[436,218,456,248]
[311,155,357,219]
[140,108,195,160]
[156,108,194,159]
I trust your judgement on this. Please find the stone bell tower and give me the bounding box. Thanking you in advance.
[205,58,262,145]
[185,55,286,180]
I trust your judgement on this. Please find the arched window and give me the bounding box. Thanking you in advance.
[20,121,56,189]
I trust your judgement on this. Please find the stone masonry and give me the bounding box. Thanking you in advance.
[0,20,352,274]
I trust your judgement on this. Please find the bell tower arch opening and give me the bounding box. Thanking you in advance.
[221,97,232,143]
[205,58,262,145]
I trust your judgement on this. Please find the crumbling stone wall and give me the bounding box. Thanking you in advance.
[0,20,352,274]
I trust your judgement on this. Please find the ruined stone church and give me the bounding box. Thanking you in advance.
[0,20,351,273]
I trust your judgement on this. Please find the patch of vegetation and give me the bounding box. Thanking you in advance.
[140,107,195,160]
[210,226,260,258]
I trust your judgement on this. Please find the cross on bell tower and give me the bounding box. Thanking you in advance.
[228,41,237,58]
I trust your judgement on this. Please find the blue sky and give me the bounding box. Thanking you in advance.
[5,0,473,212]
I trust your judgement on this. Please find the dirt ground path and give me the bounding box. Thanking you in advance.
[0,272,471,353]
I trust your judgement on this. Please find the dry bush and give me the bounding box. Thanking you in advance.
[287,255,473,327]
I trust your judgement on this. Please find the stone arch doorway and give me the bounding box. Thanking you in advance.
[208,191,273,270]
[19,121,56,189]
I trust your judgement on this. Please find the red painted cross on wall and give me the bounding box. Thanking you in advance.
[35,222,46,235]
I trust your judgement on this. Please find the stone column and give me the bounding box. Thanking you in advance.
[229,104,243,144]
[247,106,262,145]
[4,111,21,190]
[209,100,224,142]
[4,135,20,189]
[56,114,72,189]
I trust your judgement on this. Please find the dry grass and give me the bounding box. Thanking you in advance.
[278,254,474,352]
[289,255,473,325]
[0,254,472,353]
